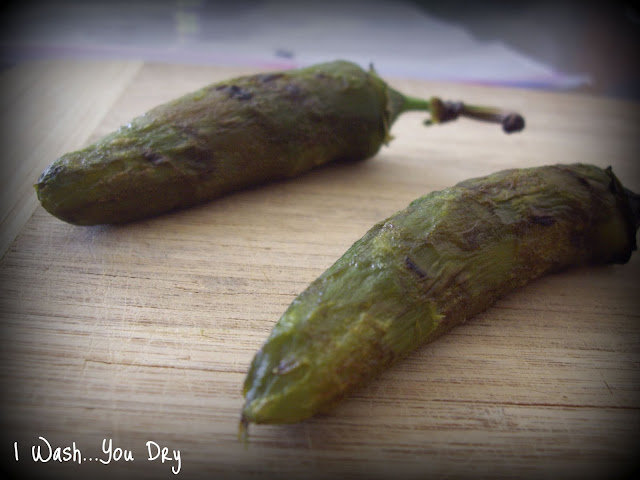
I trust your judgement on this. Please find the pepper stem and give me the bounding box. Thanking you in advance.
[400,93,525,134]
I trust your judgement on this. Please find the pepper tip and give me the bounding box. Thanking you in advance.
[238,414,250,447]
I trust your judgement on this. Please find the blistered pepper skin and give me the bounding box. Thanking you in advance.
[241,164,638,427]
[35,61,410,225]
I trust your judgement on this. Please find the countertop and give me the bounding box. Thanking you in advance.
[1,60,639,479]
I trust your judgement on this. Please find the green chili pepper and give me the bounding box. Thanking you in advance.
[240,163,638,438]
[35,60,523,225]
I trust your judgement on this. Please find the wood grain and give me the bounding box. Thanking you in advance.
[1,61,639,480]
[0,60,143,257]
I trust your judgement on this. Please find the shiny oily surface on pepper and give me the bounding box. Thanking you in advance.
[241,163,638,433]
[35,60,523,225]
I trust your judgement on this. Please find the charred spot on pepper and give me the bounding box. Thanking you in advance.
[460,226,483,250]
[559,164,595,191]
[229,85,253,100]
[405,256,427,279]
[216,84,253,100]
[180,145,216,172]
[37,163,64,185]
[143,150,167,165]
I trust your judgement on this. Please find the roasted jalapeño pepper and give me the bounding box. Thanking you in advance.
[35,60,523,225]
[240,164,638,437]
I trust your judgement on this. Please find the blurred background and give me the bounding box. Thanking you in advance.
[0,0,639,99]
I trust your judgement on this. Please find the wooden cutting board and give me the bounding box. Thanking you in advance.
[1,60,639,480]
